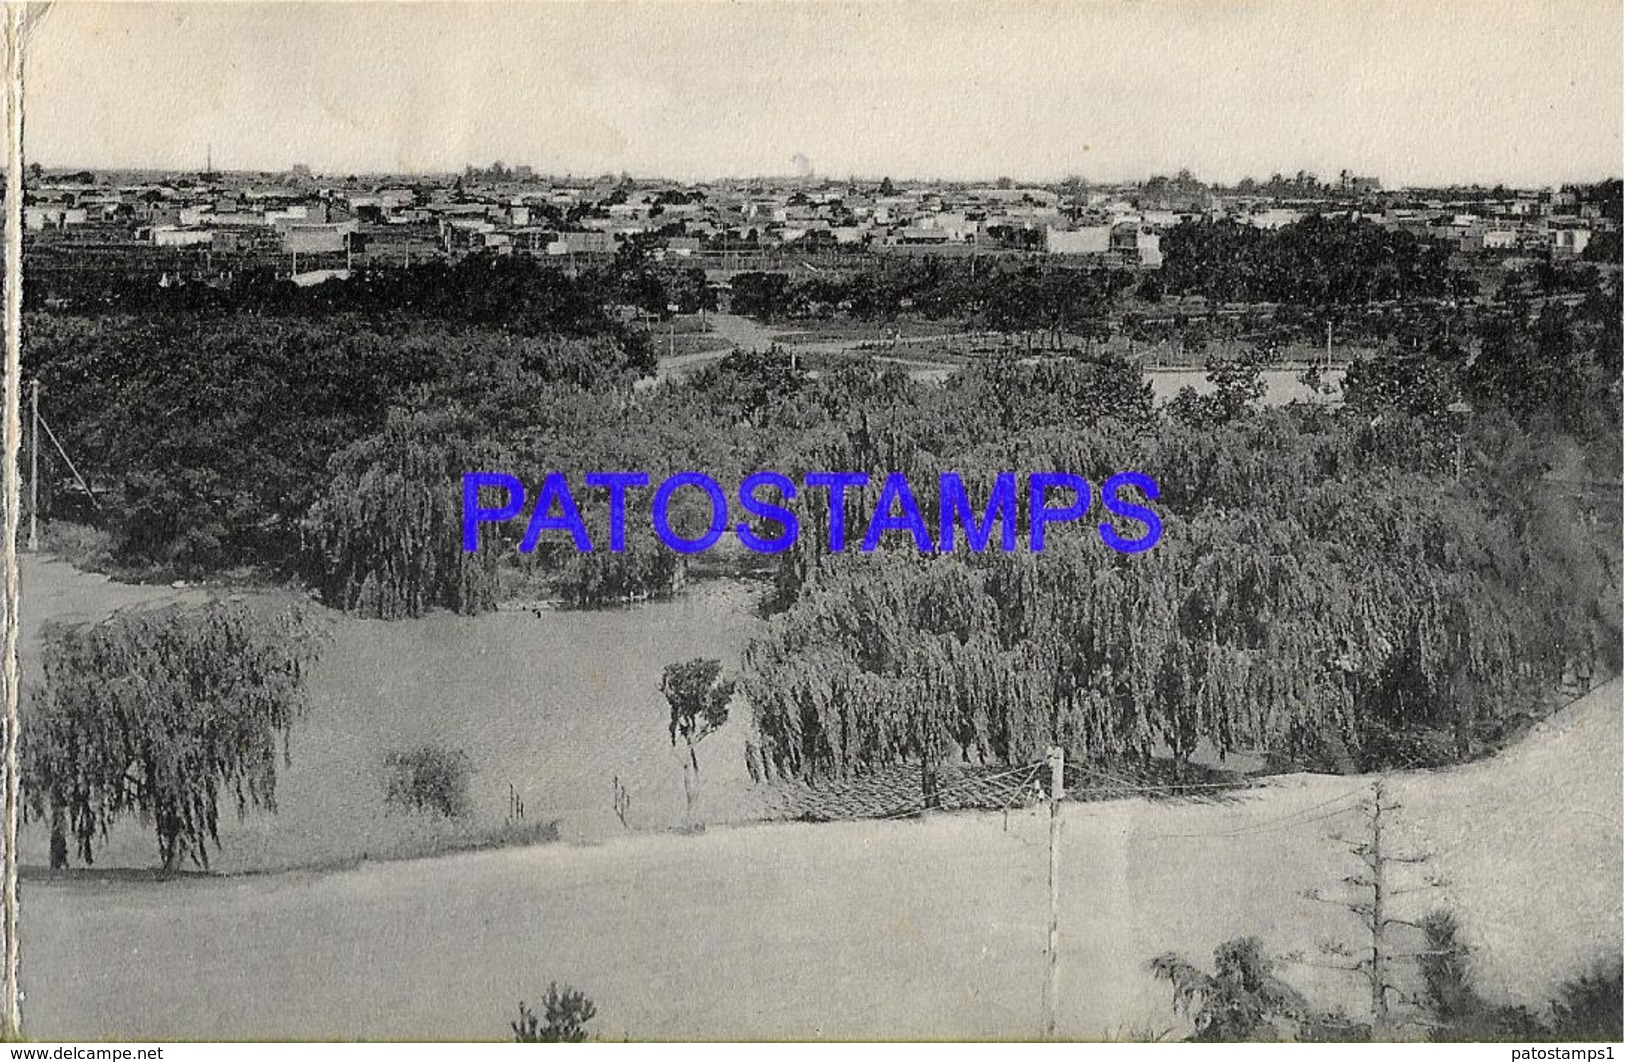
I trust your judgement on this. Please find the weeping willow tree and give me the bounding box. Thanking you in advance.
[556,545,684,608]
[307,404,502,618]
[23,601,323,871]
[731,353,1609,787]
[743,450,1605,786]
[743,553,1042,785]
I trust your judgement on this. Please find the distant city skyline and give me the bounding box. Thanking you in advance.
[24,1,1624,188]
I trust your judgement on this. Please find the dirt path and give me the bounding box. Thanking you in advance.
[17,554,206,665]
[652,314,975,384]
[655,317,1349,398]
[646,314,774,382]
[21,680,1620,1041]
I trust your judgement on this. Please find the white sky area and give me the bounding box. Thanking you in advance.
[23,0,1625,186]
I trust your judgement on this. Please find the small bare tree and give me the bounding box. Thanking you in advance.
[660,658,735,825]
[1300,779,1447,1039]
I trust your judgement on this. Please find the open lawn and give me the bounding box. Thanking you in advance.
[18,671,1620,1039]
[16,555,772,874]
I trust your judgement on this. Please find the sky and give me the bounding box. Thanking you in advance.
[22,0,1625,187]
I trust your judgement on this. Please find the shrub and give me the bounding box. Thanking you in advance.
[1415,910,1610,1042]
[40,521,115,575]
[383,743,473,818]
[555,547,682,608]
[513,983,596,1042]
[1550,961,1624,1041]
[1151,936,1313,1041]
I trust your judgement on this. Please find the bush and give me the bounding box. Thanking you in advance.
[40,521,115,575]
[383,743,473,818]
[1150,936,1318,1041]
[555,547,683,608]
[1550,961,1624,1041]
[1418,910,1614,1042]
[513,983,596,1042]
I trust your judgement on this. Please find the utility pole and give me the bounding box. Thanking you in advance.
[26,380,35,552]
[1044,744,1065,1039]
[1367,780,1392,1037]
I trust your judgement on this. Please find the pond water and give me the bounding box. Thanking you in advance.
[22,577,770,874]
[19,357,1338,877]
[893,363,1346,406]
[1146,367,1346,407]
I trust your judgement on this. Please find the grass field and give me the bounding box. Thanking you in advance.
[16,555,772,874]
[13,553,1619,1039]
[18,678,1620,1040]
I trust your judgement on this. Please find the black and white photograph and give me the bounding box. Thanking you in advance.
[0,0,1619,1047]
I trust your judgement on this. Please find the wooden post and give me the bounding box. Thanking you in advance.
[1369,779,1391,1038]
[1045,745,1065,1039]
[26,379,34,552]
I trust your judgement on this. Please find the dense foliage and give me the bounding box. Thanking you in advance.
[738,274,1621,779]
[22,233,1623,783]
[23,602,322,870]
[307,405,500,618]
[33,253,642,337]
[730,258,1133,342]
[26,313,645,577]
[1158,215,1466,305]
[1152,919,1623,1041]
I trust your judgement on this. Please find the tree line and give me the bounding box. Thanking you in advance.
[16,234,1622,873]
[1157,215,1466,306]
[729,258,1134,337]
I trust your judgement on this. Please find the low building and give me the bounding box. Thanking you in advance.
[24,206,87,231]
[282,221,357,255]
[887,226,952,246]
[1116,224,1162,268]
[1045,225,1112,256]
[547,231,615,256]
[1245,208,1305,230]
[1551,227,1592,259]
[151,226,214,248]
